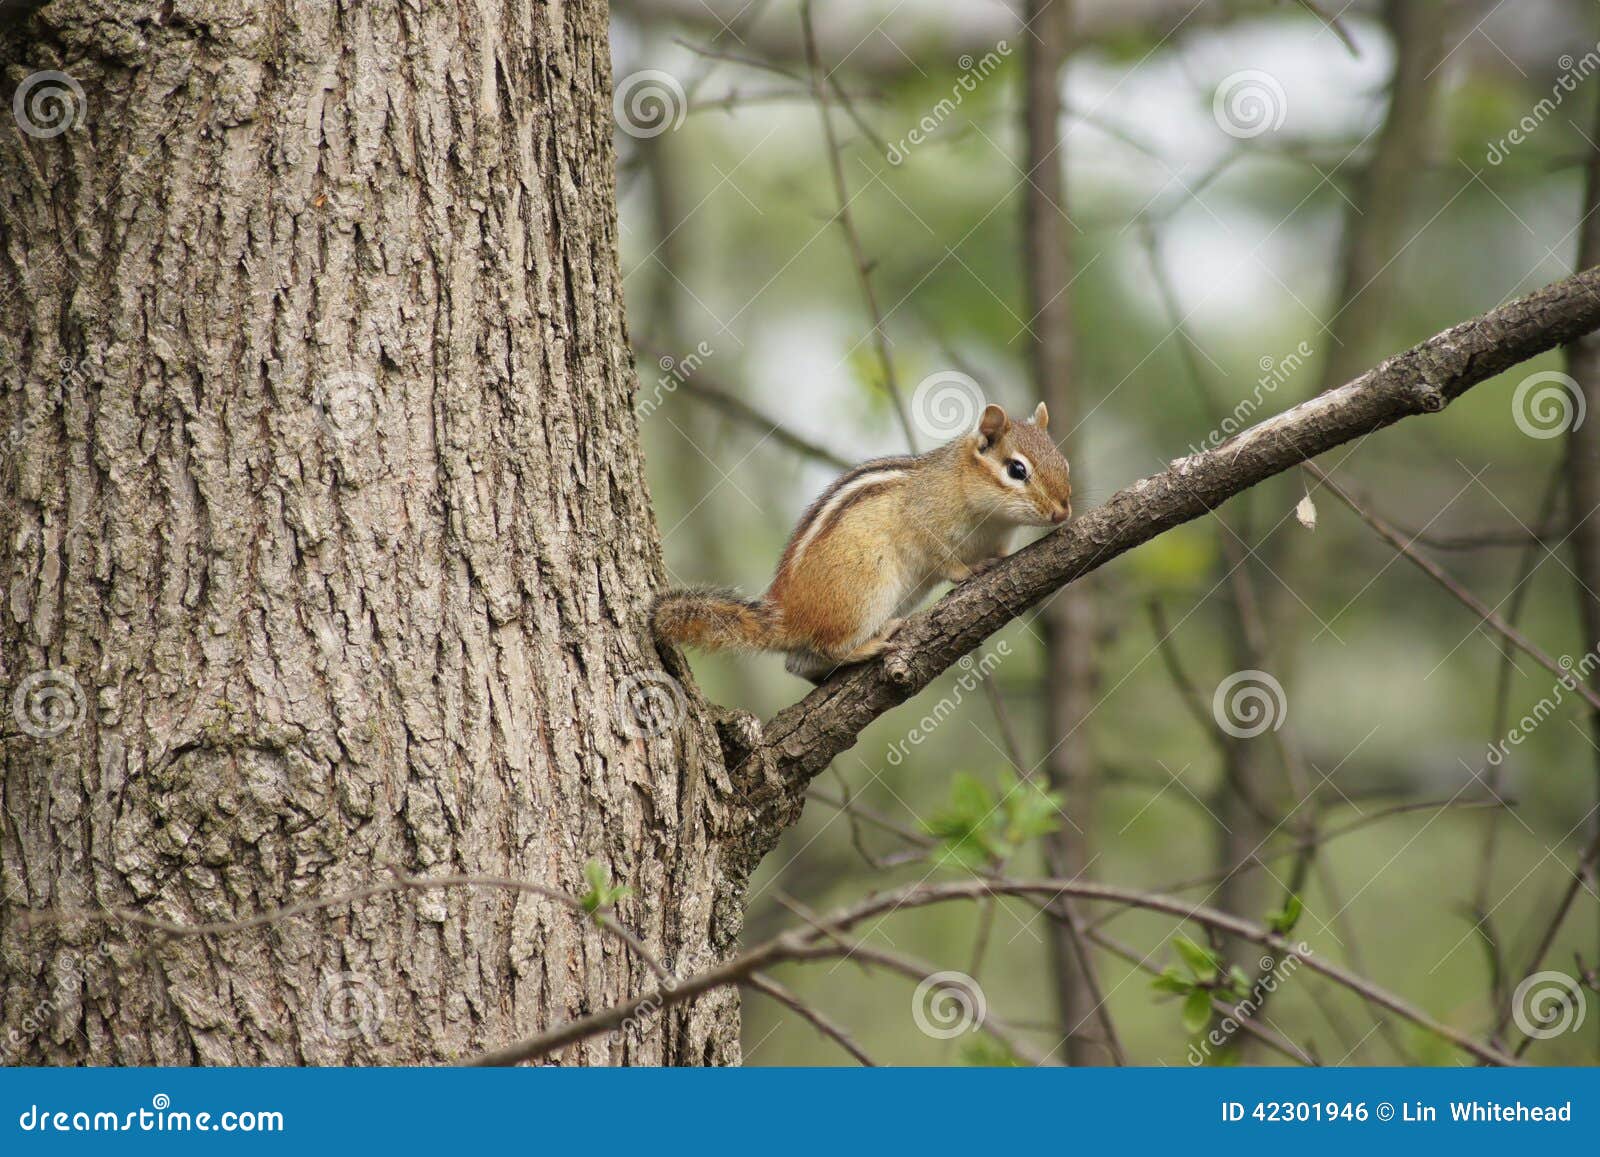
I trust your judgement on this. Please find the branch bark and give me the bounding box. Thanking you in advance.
[715,266,1600,859]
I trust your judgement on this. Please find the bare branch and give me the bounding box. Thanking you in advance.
[1303,460,1600,714]
[744,972,877,1065]
[721,268,1600,853]
[468,876,1519,1067]
[642,348,853,469]
[1082,925,1319,1065]
[1294,0,1360,56]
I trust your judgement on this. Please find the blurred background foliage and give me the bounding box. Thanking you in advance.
[613,0,1600,1064]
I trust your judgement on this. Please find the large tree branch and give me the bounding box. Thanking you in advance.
[716,267,1600,858]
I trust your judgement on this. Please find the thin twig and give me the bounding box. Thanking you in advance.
[636,339,853,469]
[1493,822,1600,1045]
[1294,0,1360,56]
[1086,796,1512,927]
[1303,461,1600,715]
[744,972,877,1065]
[799,0,915,450]
[1473,459,1565,1004]
[1083,926,1318,1066]
[467,877,1518,1068]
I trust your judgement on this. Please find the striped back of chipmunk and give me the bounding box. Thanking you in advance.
[771,455,919,581]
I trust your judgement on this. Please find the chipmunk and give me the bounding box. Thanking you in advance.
[652,402,1072,682]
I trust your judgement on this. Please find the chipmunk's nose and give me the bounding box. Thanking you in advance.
[1051,503,1071,524]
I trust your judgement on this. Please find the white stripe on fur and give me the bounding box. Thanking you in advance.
[788,470,907,569]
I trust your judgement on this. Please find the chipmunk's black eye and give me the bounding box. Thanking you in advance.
[1006,458,1028,482]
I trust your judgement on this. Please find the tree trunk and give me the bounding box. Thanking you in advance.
[1,0,741,1065]
[1021,0,1111,1065]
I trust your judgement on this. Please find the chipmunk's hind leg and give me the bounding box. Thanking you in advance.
[784,650,832,684]
[785,618,905,684]
[837,617,904,662]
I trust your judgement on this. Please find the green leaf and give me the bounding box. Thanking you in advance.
[959,1037,1020,1067]
[1150,967,1193,996]
[580,859,630,917]
[925,772,1068,871]
[1001,774,1064,845]
[1172,934,1220,982]
[1182,988,1213,1034]
[1267,893,1304,935]
[1211,1044,1242,1067]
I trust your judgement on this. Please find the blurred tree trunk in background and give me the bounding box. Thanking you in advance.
[0,0,740,1064]
[1023,0,1111,1065]
[1321,0,1447,391]
[1231,1,1447,1060]
[1240,0,1446,900]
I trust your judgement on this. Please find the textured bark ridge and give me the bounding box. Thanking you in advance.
[1,0,740,1064]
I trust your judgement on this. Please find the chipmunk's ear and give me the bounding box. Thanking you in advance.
[977,403,1010,449]
[1032,402,1049,429]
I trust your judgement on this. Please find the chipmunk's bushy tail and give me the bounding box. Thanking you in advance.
[651,587,786,653]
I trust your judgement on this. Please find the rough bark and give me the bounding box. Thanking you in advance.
[0,0,741,1065]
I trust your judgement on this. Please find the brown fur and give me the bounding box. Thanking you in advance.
[651,404,1071,678]
[651,588,784,651]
